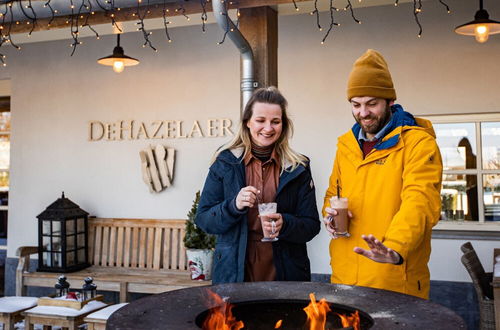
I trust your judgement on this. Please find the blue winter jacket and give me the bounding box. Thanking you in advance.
[195,148,320,284]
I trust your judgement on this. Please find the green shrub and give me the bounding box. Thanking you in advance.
[184,191,216,250]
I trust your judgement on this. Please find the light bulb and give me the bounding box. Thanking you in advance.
[474,24,489,43]
[113,60,125,73]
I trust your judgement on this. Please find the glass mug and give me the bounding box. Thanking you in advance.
[329,197,350,238]
[258,202,279,242]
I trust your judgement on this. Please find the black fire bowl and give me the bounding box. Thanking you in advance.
[106,281,466,330]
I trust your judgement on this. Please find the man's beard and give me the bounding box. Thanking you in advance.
[354,104,392,136]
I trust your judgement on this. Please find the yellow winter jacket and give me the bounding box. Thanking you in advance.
[323,105,442,299]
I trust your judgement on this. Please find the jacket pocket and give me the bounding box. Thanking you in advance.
[213,243,239,283]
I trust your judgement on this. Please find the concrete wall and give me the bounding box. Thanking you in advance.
[1,0,498,284]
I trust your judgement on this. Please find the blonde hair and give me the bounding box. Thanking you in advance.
[212,86,307,172]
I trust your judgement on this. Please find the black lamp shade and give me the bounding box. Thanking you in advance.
[455,9,500,35]
[97,34,139,71]
[455,0,500,43]
[97,46,139,67]
[37,193,90,272]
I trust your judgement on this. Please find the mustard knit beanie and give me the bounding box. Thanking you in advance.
[347,49,396,101]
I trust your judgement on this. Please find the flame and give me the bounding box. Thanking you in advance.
[202,290,361,330]
[303,293,331,330]
[202,289,244,330]
[304,293,361,330]
[337,310,361,330]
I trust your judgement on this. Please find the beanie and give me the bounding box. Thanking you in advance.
[347,49,396,101]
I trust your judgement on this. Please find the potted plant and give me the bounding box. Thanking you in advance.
[184,191,216,280]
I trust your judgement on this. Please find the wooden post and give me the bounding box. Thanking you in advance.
[120,282,128,303]
[239,6,278,89]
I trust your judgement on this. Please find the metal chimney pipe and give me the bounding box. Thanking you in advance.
[212,0,255,114]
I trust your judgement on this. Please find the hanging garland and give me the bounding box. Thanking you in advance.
[0,0,452,67]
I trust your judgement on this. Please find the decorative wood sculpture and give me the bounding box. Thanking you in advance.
[139,150,154,193]
[140,145,175,193]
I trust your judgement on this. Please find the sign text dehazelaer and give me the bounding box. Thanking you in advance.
[88,119,234,141]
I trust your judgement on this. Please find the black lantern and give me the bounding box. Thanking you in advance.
[82,276,97,300]
[37,192,90,272]
[55,275,70,297]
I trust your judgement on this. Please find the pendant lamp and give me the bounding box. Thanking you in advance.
[97,34,139,73]
[455,0,500,43]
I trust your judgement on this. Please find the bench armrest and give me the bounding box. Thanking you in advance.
[16,246,38,296]
[16,246,38,257]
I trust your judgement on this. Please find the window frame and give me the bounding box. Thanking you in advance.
[421,112,500,232]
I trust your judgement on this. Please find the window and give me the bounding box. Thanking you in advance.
[423,113,500,231]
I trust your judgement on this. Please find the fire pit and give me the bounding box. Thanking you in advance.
[106,282,466,329]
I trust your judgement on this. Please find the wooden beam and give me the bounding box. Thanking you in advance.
[239,6,278,88]
[5,0,309,34]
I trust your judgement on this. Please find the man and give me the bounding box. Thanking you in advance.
[323,49,443,299]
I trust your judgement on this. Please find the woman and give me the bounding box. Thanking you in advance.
[195,87,320,284]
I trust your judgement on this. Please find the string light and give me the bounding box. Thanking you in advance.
[18,0,37,35]
[321,0,339,44]
[311,0,322,31]
[439,0,451,14]
[135,0,157,51]
[82,0,100,40]
[345,0,361,24]
[0,0,454,68]
[1,3,21,51]
[162,0,172,42]
[176,3,190,21]
[217,0,231,45]
[413,0,423,38]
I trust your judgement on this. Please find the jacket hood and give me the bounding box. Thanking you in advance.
[346,104,436,151]
[214,148,243,164]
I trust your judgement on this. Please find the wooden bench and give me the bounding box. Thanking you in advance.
[16,218,210,302]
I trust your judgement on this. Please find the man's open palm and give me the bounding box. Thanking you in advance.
[353,234,401,264]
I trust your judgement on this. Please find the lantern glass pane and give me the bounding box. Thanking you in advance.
[67,251,75,266]
[77,218,85,233]
[78,248,86,263]
[43,221,51,235]
[66,235,75,250]
[43,236,51,251]
[66,219,75,235]
[52,221,61,236]
[77,234,85,248]
[52,236,61,251]
[43,252,51,266]
[53,252,62,267]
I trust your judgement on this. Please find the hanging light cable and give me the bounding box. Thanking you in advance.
[455,0,500,43]
[97,34,139,73]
